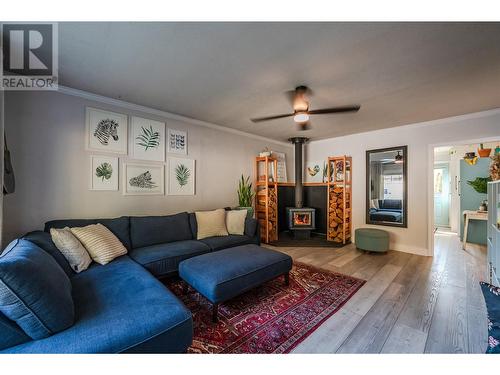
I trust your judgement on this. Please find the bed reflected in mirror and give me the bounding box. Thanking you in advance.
[366,146,407,227]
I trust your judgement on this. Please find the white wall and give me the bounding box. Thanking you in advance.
[2,90,293,244]
[305,109,500,256]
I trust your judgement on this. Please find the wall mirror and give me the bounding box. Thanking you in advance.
[366,145,408,227]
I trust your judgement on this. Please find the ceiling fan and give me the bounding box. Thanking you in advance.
[250,85,360,131]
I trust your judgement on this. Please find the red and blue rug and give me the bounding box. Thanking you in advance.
[167,262,365,353]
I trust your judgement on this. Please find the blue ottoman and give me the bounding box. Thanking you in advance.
[179,244,292,322]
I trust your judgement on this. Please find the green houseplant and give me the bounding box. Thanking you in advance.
[467,176,491,194]
[236,175,255,218]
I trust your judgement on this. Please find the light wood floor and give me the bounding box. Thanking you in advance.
[265,231,488,353]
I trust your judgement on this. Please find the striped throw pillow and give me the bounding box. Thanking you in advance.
[70,224,127,265]
[195,209,229,240]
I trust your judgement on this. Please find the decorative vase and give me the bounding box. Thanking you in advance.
[479,200,488,212]
[478,148,492,158]
[235,206,254,219]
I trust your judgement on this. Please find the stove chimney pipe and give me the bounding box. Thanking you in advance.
[288,137,309,208]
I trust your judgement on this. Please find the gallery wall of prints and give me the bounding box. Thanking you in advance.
[86,107,195,196]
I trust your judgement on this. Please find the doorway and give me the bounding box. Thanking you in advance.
[434,162,450,228]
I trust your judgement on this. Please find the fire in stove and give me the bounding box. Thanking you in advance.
[293,212,311,226]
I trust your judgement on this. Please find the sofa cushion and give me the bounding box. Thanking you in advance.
[130,240,210,277]
[0,312,31,351]
[244,217,258,237]
[480,281,500,353]
[50,227,92,273]
[200,234,256,251]
[71,224,127,265]
[130,212,192,249]
[1,256,193,353]
[226,210,247,235]
[195,209,228,240]
[44,216,132,251]
[22,231,74,277]
[0,239,74,339]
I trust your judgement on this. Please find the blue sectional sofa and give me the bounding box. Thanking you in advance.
[369,199,403,223]
[0,211,260,353]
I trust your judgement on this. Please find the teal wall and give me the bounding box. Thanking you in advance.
[460,158,489,244]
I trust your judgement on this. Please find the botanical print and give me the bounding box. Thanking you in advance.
[167,128,187,155]
[175,164,190,187]
[130,116,165,162]
[90,156,118,191]
[123,163,164,195]
[95,162,113,181]
[168,157,195,195]
[86,107,128,154]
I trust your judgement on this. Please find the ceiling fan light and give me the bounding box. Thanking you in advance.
[293,112,309,123]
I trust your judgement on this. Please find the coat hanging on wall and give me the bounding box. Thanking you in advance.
[3,133,15,195]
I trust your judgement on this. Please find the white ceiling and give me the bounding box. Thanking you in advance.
[59,22,500,142]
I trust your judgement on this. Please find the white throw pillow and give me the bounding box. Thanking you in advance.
[70,224,127,265]
[226,210,247,235]
[195,209,229,240]
[50,227,92,273]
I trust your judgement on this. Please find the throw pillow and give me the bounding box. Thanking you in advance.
[71,223,127,265]
[0,239,75,340]
[480,281,500,353]
[226,210,247,235]
[50,227,92,273]
[195,209,229,240]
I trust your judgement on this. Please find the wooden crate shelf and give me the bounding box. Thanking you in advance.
[327,156,352,245]
[254,156,278,244]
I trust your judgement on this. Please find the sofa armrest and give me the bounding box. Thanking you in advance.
[244,218,260,242]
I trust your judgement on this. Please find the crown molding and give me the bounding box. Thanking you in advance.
[57,85,293,148]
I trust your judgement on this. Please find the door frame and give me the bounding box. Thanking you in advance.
[427,136,499,256]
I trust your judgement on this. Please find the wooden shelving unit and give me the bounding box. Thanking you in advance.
[327,156,352,245]
[254,156,278,244]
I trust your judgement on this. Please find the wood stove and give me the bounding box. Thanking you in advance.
[286,137,316,239]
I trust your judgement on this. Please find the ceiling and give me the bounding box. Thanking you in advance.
[59,22,500,142]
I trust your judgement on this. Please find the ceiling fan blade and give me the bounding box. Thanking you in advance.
[250,113,294,123]
[308,105,360,115]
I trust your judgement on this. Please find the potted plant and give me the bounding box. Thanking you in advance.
[478,143,492,158]
[236,175,255,218]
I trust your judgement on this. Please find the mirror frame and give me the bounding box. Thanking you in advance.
[365,145,408,228]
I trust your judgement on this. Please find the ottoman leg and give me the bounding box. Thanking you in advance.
[284,272,290,286]
[212,303,219,323]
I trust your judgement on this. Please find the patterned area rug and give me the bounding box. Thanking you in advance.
[166,262,365,353]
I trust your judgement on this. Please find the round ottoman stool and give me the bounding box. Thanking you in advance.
[355,228,389,253]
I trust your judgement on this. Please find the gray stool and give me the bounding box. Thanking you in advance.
[355,228,389,253]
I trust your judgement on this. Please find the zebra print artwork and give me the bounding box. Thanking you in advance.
[129,171,157,189]
[94,118,119,146]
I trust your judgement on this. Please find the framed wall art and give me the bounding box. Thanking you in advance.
[90,155,119,191]
[168,157,195,196]
[123,163,164,195]
[130,116,165,161]
[86,107,128,154]
[167,128,187,155]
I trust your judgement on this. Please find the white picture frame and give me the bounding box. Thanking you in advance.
[90,155,119,191]
[167,128,187,155]
[130,116,165,162]
[272,151,287,183]
[123,163,164,196]
[168,157,195,196]
[86,107,128,154]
